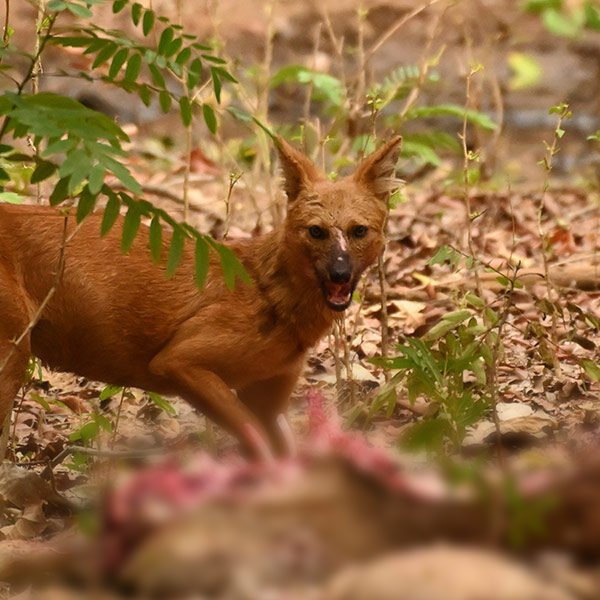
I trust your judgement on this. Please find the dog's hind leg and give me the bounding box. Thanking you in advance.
[0,272,32,458]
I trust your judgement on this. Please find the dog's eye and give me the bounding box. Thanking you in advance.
[308,225,327,240]
[351,225,368,239]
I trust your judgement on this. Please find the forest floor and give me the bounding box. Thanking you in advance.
[2,164,599,598]
[2,0,600,597]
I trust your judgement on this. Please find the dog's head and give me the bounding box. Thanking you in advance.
[277,135,402,311]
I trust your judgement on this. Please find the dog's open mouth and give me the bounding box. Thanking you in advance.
[323,281,354,311]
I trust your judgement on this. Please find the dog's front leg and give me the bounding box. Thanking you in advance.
[149,350,273,460]
[238,371,301,457]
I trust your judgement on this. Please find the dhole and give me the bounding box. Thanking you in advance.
[0,135,401,458]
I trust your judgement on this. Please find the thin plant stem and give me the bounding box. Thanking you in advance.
[340,316,356,407]
[332,325,343,401]
[257,0,278,225]
[45,444,166,473]
[182,122,192,222]
[350,5,367,129]
[222,171,242,240]
[377,251,391,382]
[110,387,128,449]
[6,385,27,459]
[32,0,45,204]
[2,0,9,46]
[398,7,446,120]
[31,1,45,95]
[302,23,322,128]
[366,0,444,62]
[537,103,571,376]
[460,63,484,299]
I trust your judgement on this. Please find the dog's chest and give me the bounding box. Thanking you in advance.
[212,324,305,391]
[248,329,304,377]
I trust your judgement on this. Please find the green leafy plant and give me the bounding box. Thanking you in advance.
[270,65,345,107]
[372,310,493,454]
[522,0,600,38]
[268,61,497,169]
[69,410,113,444]
[368,240,528,457]
[0,0,248,287]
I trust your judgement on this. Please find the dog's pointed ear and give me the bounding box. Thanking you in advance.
[353,135,402,200]
[275,136,324,202]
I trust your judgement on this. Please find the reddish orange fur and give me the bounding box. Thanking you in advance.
[0,136,401,457]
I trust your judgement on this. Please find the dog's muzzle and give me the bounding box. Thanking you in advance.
[322,253,354,311]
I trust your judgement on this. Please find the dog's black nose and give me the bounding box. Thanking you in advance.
[329,255,352,283]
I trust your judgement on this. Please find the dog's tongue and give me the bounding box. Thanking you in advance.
[327,282,352,306]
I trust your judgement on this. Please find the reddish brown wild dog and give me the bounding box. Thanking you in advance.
[0,135,401,458]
